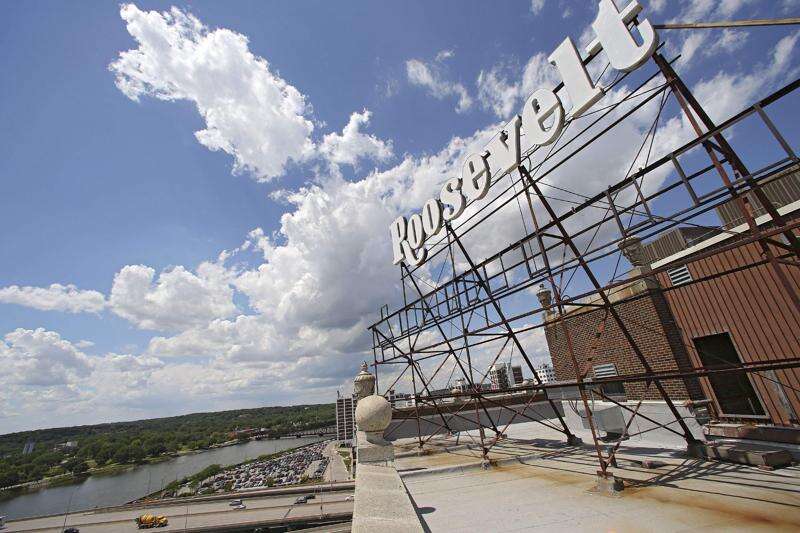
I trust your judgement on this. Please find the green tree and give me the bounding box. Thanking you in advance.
[143,437,166,457]
[63,457,82,472]
[32,451,62,468]
[0,468,20,487]
[112,446,131,464]
[96,443,116,464]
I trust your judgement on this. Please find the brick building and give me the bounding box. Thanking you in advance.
[540,166,800,436]
[538,273,704,402]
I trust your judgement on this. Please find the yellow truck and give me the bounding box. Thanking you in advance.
[135,514,169,529]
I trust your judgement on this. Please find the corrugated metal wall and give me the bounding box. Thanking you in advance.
[656,232,800,426]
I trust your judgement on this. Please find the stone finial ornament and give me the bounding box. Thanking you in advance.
[618,236,646,267]
[353,361,375,400]
[355,394,392,441]
[536,283,552,308]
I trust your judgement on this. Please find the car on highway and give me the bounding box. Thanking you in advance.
[135,514,168,529]
[294,495,308,504]
[306,494,315,500]
[345,495,354,501]
[63,528,80,533]
[228,499,242,506]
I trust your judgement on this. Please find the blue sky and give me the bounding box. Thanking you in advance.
[1,0,798,433]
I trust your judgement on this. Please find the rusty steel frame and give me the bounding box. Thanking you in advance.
[369,50,800,480]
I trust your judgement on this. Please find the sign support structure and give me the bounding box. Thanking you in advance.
[370,8,800,484]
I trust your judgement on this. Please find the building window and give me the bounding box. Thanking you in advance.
[693,333,765,417]
[592,363,625,397]
[667,265,693,286]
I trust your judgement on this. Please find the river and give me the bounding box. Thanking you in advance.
[0,436,324,521]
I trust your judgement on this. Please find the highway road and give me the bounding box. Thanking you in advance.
[3,489,353,532]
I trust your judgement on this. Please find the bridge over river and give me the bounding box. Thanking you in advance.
[247,425,336,440]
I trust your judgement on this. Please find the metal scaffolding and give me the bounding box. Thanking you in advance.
[369,46,800,481]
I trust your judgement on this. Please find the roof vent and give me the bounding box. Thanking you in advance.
[667,265,692,286]
[593,363,618,379]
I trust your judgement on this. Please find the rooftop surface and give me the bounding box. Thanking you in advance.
[394,422,800,532]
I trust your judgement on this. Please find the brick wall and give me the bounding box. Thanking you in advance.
[544,288,704,401]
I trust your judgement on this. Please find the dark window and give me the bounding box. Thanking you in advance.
[693,333,765,416]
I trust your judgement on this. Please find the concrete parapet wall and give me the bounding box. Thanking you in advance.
[351,387,425,532]
[387,399,561,440]
[352,463,424,533]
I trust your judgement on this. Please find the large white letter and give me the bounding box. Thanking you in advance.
[391,215,427,266]
[484,115,522,178]
[462,153,491,203]
[407,213,426,250]
[440,177,466,221]
[549,37,603,119]
[521,89,564,147]
[588,0,658,72]
[390,216,407,265]
[405,245,427,266]
[422,198,443,237]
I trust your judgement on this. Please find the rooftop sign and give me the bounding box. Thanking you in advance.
[390,0,659,266]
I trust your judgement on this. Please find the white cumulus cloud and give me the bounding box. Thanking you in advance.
[406,55,473,113]
[109,3,315,181]
[476,53,560,119]
[109,263,237,332]
[0,283,106,314]
[0,328,93,387]
[318,109,393,167]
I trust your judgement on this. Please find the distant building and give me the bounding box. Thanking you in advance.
[490,363,511,390]
[229,428,259,440]
[510,365,524,386]
[534,363,556,384]
[336,392,355,444]
[22,441,35,455]
[386,389,397,408]
[393,393,416,408]
[490,363,525,390]
[54,441,78,452]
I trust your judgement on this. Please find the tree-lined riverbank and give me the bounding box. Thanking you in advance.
[0,404,334,490]
[0,437,323,521]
